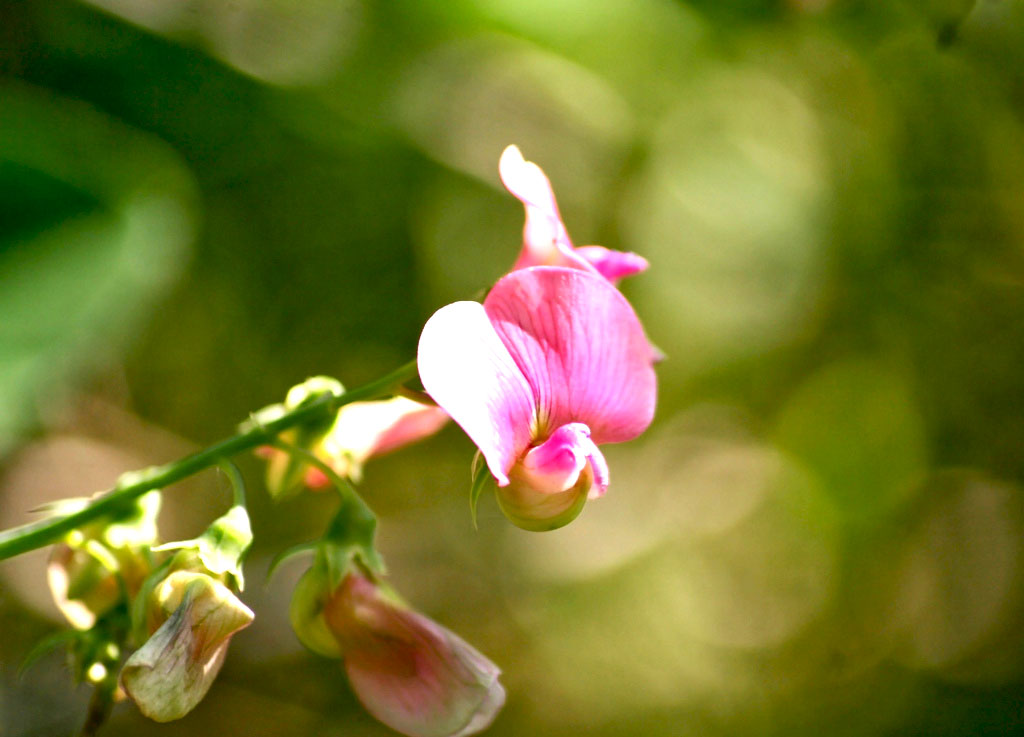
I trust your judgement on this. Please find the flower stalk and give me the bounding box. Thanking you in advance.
[0,360,419,562]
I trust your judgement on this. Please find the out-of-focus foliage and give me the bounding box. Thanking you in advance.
[1,0,1023,735]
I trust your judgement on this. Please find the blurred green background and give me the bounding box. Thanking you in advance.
[2,0,1024,735]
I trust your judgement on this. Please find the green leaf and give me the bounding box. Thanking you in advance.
[265,542,317,586]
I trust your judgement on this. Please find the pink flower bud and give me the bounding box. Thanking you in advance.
[257,377,344,500]
[258,393,447,494]
[307,570,504,737]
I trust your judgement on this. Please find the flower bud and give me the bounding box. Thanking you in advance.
[47,542,123,630]
[47,491,161,629]
[259,376,344,500]
[261,430,334,496]
[289,562,343,658]
[120,570,254,722]
[496,423,609,531]
[322,571,504,737]
[285,375,345,408]
[154,505,252,590]
[258,393,448,495]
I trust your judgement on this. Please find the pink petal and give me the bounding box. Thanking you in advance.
[370,403,450,458]
[518,423,593,495]
[324,397,449,464]
[512,241,598,275]
[418,301,537,485]
[499,145,569,268]
[344,617,505,737]
[304,466,331,489]
[575,245,649,284]
[484,267,657,445]
[499,146,648,286]
[499,144,596,277]
[585,439,610,499]
[328,574,505,737]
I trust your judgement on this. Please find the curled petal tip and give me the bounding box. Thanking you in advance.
[575,246,649,283]
[499,143,523,167]
[499,144,566,268]
[519,423,593,495]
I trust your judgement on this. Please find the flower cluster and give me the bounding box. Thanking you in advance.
[43,494,255,723]
[30,144,655,737]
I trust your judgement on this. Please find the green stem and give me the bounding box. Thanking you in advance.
[267,438,371,522]
[0,360,418,562]
[267,437,382,569]
[219,459,247,510]
[77,671,117,737]
[396,386,436,406]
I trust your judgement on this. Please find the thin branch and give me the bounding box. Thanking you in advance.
[0,360,418,561]
[77,679,115,737]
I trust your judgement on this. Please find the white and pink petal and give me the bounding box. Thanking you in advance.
[418,301,537,485]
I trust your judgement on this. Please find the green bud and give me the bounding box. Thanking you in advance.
[258,376,345,501]
[289,562,344,658]
[288,534,378,659]
[285,376,344,410]
[154,505,252,590]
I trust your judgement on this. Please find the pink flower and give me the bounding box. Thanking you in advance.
[311,570,504,737]
[418,266,656,529]
[499,145,648,284]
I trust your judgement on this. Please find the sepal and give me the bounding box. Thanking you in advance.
[251,376,345,500]
[469,452,494,529]
[153,504,252,590]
